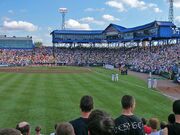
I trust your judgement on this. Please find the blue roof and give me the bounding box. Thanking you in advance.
[51,21,176,35]
[122,21,175,33]
[51,30,103,35]
[103,23,126,33]
[156,21,175,26]
[109,23,126,31]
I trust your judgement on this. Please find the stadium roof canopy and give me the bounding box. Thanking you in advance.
[51,20,180,44]
[51,21,177,35]
[121,21,176,33]
[51,30,103,35]
[103,24,126,33]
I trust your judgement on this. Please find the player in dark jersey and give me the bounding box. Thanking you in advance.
[70,95,93,135]
[114,95,144,135]
[162,99,180,135]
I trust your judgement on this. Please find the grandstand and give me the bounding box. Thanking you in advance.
[51,21,180,48]
[49,21,180,83]
[0,35,34,49]
[0,21,179,82]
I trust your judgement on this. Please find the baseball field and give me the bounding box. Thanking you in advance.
[0,66,172,134]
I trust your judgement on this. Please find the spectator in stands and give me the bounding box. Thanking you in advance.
[141,117,151,134]
[168,113,175,124]
[0,128,21,135]
[88,109,114,135]
[16,121,30,135]
[162,99,180,135]
[148,118,161,135]
[56,122,75,135]
[50,123,57,135]
[114,95,144,135]
[70,95,94,135]
[35,126,42,135]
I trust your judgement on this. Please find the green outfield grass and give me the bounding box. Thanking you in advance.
[0,67,172,134]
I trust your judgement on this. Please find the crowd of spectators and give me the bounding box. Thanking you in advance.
[126,44,180,75]
[0,49,32,66]
[0,95,180,135]
[33,47,54,64]
[0,44,179,79]
[54,47,124,66]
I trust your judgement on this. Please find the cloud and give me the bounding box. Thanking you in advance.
[65,19,91,30]
[84,8,105,12]
[2,20,38,32]
[8,10,14,14]
[45,33,51,38]
[105,1,125,12]
[79,17,105,25]
[1,17,11,21]
[174,0,180,8]
[47,27,53,31]
[148,3,162,13]
[121,0,146,9]
[153,7,162,13]
[175,16,180,26]
[32,35,43,42]
[105,0,162,13]
[102,14,120,21]
[80,17,94,22]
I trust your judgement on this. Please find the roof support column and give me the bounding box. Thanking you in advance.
[137,41,140,52]
[176,38,179,44]
[149,38,152,52]
[118,42,120,48]
[53,43,55,58]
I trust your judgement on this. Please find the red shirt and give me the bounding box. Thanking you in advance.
[144,125,152,134]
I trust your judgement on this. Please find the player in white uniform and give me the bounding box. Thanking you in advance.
[115,74,119,81]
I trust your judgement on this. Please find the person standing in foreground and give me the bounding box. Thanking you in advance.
[35,126,43,135]
[148,118,161,135]
[88,109,114,135]
[70,95,94,135]
[162,99,180,135]
[56,122,75,135]
[16,121,30,135]
[114,95,144,135]
[0,128,21,135]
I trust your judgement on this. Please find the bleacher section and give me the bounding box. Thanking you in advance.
[0,35,34,49]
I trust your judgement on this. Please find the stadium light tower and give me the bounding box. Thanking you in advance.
[168,0,174,23]
[59,8,68,30]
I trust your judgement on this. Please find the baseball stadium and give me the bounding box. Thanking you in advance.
[0,0,180,135]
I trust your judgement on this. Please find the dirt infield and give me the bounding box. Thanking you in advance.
[0,67,91,74]
[129,71,180,100]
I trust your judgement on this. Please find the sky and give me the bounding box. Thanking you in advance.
[0,0,180,46]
